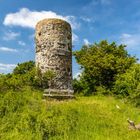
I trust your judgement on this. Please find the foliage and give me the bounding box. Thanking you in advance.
[73,40,136,94]
[113,64,140,106]
[72,78,84,94]
[95,86,112,95]
[0,74,9,92]
[0,61,56,91]
[0,89,140,139]
[13,61,35,74]
[35,68,56,89]
[42,70,56,88]
[1,39,140,139]
[0,88,79,140]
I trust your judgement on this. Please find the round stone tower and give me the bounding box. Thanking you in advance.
[35,18,73,94]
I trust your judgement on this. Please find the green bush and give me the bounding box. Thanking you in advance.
[95,86,112,95]
[73,40,136,95]
[113,64,140,105]
[0,61,57,91]
[13,61,35,75]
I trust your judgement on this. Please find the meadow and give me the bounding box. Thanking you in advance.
[1,88,140,140]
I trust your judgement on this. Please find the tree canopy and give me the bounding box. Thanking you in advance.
[13,61,35,74]
[73,40,137,94]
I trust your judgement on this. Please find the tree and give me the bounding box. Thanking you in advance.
[113,64,140,106]
[114,64,140,96]
[73,40,137,94]
[13,61,35,74]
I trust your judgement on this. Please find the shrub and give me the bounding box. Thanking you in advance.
[0,61,57,91]
[113,64,140,105]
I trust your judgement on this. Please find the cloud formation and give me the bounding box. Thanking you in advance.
[3,30,20,41]
[120,33,140,47]
[18,41,26,46]
[72,33,79,44]
[0,63,16,73]
[3,8,79,30]
[80,17,94,23]
[83,38,90,45]
[0,47,18,52]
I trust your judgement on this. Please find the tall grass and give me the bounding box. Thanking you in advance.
[0,88,140,140]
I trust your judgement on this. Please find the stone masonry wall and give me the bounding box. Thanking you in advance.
[35,18,73,91]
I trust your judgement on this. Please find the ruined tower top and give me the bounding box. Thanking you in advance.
[35,18,73,94]
[36,18,71,31]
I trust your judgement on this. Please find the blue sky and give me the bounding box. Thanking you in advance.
[0,0,140,77]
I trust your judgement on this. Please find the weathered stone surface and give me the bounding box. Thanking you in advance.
[35,18,73,93]
[43,94,75,100]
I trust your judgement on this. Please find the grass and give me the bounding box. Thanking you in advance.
[46,96,140,140]
[1,88,140,140]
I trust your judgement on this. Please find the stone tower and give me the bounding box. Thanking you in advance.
[35,18,73,94]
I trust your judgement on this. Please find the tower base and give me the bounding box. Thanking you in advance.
[43,89,74,100]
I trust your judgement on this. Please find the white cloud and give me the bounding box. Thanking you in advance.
[120,33,140,47]
[3,30,20,41]
[3,8,79,30]
[0,47,18,52]
[18,41,26,46]
[80,17,94,23]
[72,33,79,44]
[0,63,16,73]
[83,38,90,45]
